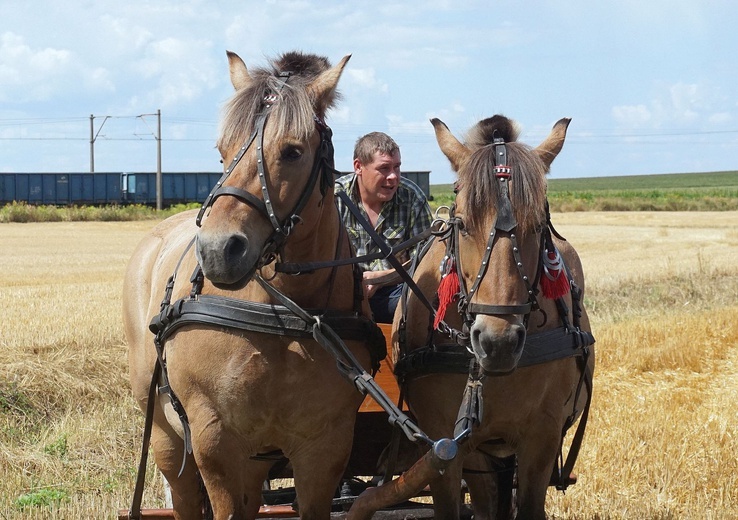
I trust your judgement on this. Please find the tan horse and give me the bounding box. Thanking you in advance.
[124,51,382,520]
[401,115,594,519]
[349,115,594,520]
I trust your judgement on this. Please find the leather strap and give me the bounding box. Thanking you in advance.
[336,190,437,315]
[151,293,387,371]
[394,325,594,382]
[274,227,434,275]
[467,302,533,317]
[207,185,268,216]
[127,361,160,520]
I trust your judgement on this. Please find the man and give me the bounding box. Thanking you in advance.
[335,132,432,323]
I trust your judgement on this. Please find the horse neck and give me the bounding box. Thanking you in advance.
[259,195,357,311]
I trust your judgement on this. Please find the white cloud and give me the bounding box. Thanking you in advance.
[0,32,71,101]
[346,68,389,94]
[99,14,154,51]
[612,81,737,131]
[387,114,435,136]
[0,31,116,103]
[127,37,219,110]
[612,104,652,127]
[85,67,116,93]
[708,112,732,124]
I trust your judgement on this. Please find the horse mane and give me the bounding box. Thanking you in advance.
[217,51,340,154]
[458,115,548,234]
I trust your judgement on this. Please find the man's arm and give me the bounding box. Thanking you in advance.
[361,259,415,296]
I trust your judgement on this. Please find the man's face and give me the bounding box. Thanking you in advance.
[355,150,401,203]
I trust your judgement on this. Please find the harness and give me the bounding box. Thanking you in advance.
[127,71,449,519]
[128,75,593,517]
[196,71,335,261]
[393,137,595,491]
[454,138,541,326]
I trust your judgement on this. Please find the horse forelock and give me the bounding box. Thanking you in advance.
[217,52,336,156]
[458,142,548,234]
[464,115,521,150]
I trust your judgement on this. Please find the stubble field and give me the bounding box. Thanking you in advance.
[1,212,737,519]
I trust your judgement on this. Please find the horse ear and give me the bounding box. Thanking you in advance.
[535,118,571,169]
[309,54,351,115]
[431,118,470,172]
[227,51,252,91]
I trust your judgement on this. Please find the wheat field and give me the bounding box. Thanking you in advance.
[1,212,737,519]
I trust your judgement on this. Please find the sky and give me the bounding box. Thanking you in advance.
[1,0,736,185]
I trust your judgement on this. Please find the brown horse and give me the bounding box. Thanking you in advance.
[124,50,382,520]
[401,115,594,519]
[350,115,594,520]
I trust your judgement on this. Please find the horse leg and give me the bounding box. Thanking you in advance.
[428,460,464,520]
[290,434,354,520]
[240,459,275,519]
[515,430,560,520]
[464,454,516,520]
[149,421,204,520]
[189,417,251,519]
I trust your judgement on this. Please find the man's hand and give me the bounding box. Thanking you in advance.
[362,268,396,298]
[361,259,414,297]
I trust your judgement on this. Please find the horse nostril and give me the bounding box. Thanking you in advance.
[515,325,526,350]
[471,327,481,344]
[224,234,249,263]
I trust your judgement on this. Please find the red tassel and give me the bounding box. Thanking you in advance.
[540,250,570,299]
[435,265,460,329]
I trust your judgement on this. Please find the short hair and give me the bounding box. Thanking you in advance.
[353,132,399,165]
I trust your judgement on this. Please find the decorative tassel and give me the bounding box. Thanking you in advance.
[540,248,570,299]
[435,263,460,329]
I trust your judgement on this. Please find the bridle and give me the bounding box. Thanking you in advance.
[439,137,544,333]
[195,71,336,266]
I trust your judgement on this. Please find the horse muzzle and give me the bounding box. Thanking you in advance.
[469,319,526,375]
[195,230,260,286]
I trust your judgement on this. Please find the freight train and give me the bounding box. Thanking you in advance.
[0,172,223,207]
[0,171,431,207]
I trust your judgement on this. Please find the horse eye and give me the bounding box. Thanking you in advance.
[281,146,303,162]
[457,220,469,237]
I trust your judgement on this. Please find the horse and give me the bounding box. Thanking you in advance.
[123,50,385,520]
[401,115,595,519]
[349,115,594,520]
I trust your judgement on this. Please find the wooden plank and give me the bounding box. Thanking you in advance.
[119,505,436,519]
[358,323,405,413]
[119,505,300,519]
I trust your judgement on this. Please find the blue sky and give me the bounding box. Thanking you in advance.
[1,0,736,185]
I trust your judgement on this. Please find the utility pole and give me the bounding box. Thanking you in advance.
[90,115,94,172]
[138,110,163,210]
[156,109,162,211]
[89,114,110,173]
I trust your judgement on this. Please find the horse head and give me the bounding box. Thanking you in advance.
[431,115,570,374]
[195,51,350,287]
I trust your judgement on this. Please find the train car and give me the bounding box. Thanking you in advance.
[402,171,432,200]
[0,172,222,207]
[0,171,431,207]
[0,172,122,205]
[120,172,222,206]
